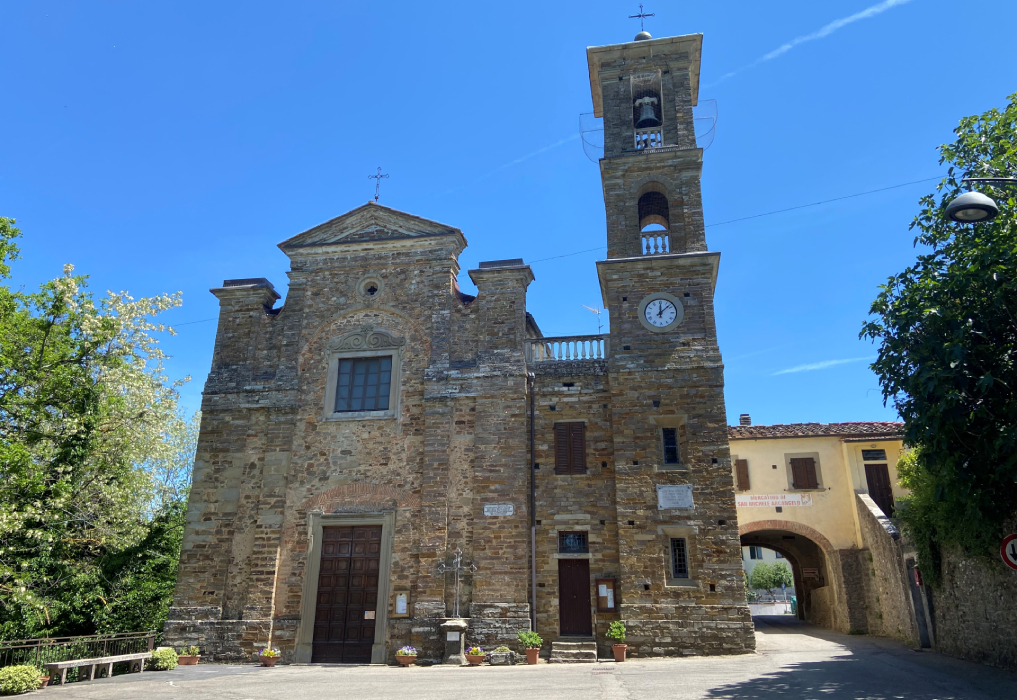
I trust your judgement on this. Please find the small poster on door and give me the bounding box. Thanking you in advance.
[364,610,376,620]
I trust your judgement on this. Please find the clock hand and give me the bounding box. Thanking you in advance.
[656,303,664,318]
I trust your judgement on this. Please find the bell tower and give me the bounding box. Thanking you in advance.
[590,30,754,651]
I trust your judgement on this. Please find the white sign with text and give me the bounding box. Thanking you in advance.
[657,484,694,510]
[736,493,814,508]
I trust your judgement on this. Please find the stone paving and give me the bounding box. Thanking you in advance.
[37,617,1017,700]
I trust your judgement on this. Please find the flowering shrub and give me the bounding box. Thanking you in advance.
[395,646,417,656]
[466,646,485,656]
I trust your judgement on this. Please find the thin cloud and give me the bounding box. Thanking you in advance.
[772,356,873,376]
[705,0,914,87]
[435,133,579,197]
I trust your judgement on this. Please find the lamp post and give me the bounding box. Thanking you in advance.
[945,178,1017,223]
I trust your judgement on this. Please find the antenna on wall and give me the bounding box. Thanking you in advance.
[582,305,604,335]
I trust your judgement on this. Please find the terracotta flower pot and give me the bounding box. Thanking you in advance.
[38,676,50,689]
[178,655,200,666]
[396,655,416,666]
[260,656,279,667]
[525,648,540,665]
[612,644,627,662]
[465,655,485,666]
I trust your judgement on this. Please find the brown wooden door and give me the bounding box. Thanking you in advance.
[865,463,895,517]
[558,559,592,636]
[312,525,382,663]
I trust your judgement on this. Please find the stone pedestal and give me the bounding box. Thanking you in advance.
[440,619,469,666]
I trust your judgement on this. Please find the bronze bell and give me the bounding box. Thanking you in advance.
[634,97,661,129]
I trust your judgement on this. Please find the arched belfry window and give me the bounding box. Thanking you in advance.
[631,71,663,150]
[638,191,670,232]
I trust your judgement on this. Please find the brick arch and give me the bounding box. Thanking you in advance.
[300,483,422,512]
[739,519,835,555]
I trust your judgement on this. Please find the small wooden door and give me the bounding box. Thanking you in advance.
[312,525,382,663]
[558,559,592,636]
[865,463,895,517]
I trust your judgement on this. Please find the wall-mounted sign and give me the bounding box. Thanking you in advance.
[483,503,514,516]
[1001,534,1017,571]
[364,610,376,620]
[802,568,820,579]
[393,592,409,617]
[657,484,694,510]
[736,493,814,508]
[446,631,461,642]
[596,578,617,612]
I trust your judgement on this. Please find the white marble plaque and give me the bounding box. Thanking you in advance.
[446,631,461,641]
[657,484,694,510]
[483,503,514,516]
[395,593,408,615]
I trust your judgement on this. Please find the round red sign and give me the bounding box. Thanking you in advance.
[1001,534,1017,571]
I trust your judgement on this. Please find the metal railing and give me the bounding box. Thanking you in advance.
[527,335,609,362]
[0,631,156,670]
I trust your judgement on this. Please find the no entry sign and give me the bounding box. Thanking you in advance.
[1001,534,1017,571]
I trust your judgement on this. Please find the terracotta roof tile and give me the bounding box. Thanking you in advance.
[728,422,904,440]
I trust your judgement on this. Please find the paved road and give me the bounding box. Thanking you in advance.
[39,616,1017,700]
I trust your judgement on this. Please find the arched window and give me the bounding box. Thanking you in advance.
[638,190,670,232]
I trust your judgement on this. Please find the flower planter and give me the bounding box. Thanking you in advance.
[178,655,200,666]
[39,676,50,689]
[396,655,417,666]
[612,644,627,662]
[525,648,540,665]
[487,652,513,666]
[260,657,279,667]
[465,655,485,666]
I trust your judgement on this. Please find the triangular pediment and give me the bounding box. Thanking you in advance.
[279,202,463,249]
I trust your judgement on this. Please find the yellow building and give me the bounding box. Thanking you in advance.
[728,416,914,633]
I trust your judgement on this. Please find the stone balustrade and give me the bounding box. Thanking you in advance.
[527,335,609,362]
[642,233,671,255]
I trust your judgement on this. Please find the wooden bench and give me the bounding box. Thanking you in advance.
[45,651,152,685]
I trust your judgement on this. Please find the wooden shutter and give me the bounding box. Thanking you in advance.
[569,422,587,474]
[554,423,571,474]
[790,457,818,489]
[735,459,750,491]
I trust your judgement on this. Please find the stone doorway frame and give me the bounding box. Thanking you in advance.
[294,510,396,664]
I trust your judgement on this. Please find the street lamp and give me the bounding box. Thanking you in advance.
[945,178,1017,223]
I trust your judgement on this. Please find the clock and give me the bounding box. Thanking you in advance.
[637,293,685,332]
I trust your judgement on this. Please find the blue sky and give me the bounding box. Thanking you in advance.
[2,1,1014,424]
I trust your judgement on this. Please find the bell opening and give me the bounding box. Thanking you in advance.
[632,91,662,129]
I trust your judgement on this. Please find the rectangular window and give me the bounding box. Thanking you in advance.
[862,449,887,462]
[790,457,819,489]
[670,538,689,579]
[558,531,589,554]
[662,428,680,464]
[735,459,750,491]
[749,546,762,560]
[554,422,587,475]
[334,356,392,412]
[775,552,783,558]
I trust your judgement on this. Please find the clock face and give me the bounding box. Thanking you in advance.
[644,298,678,327]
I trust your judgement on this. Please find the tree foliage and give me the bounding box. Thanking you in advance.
[0,217,195,639]
[861,94,1017,575]
[748,561,793,594]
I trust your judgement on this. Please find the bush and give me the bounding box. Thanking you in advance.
[493,646,511,653]
[149,648,178,671]
[606,621,626,642]
[0,666,42,696]
[517,630,542,649]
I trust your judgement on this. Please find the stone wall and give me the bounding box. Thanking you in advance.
[854,493,921,645]
[930,543,1017,671]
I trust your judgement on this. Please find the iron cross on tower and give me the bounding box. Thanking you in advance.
[368,167,389,202]
[436,547,477,619]
[629,3,654,32]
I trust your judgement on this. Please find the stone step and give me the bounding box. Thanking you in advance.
[549,639,598,663]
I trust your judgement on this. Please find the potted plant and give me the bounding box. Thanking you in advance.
[465,646,486,666]
[517,630,543,665]
[38,666,50,688]
[177,645,201,665]
[395,646,417,666]
[607,621,627,662]
[257,648,281,667]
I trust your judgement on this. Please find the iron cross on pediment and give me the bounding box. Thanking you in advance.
[368,167,389,202]
[436,547,477,619]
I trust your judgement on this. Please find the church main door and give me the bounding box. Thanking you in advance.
[312,525,382,663]
[558,559,593,636]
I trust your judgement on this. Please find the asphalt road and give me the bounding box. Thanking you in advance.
[37,616,1017,700]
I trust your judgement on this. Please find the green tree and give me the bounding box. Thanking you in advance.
[749,561,793,597]
[861,94,1017,579]
[0,217,191,638]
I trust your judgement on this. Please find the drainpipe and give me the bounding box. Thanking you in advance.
[528,372,537,633]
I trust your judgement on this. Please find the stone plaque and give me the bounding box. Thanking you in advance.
[483,503,514,516]
[656,484,694,510]
[446,631,461,641]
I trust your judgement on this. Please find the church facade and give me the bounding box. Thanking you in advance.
[164,30,756,663]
